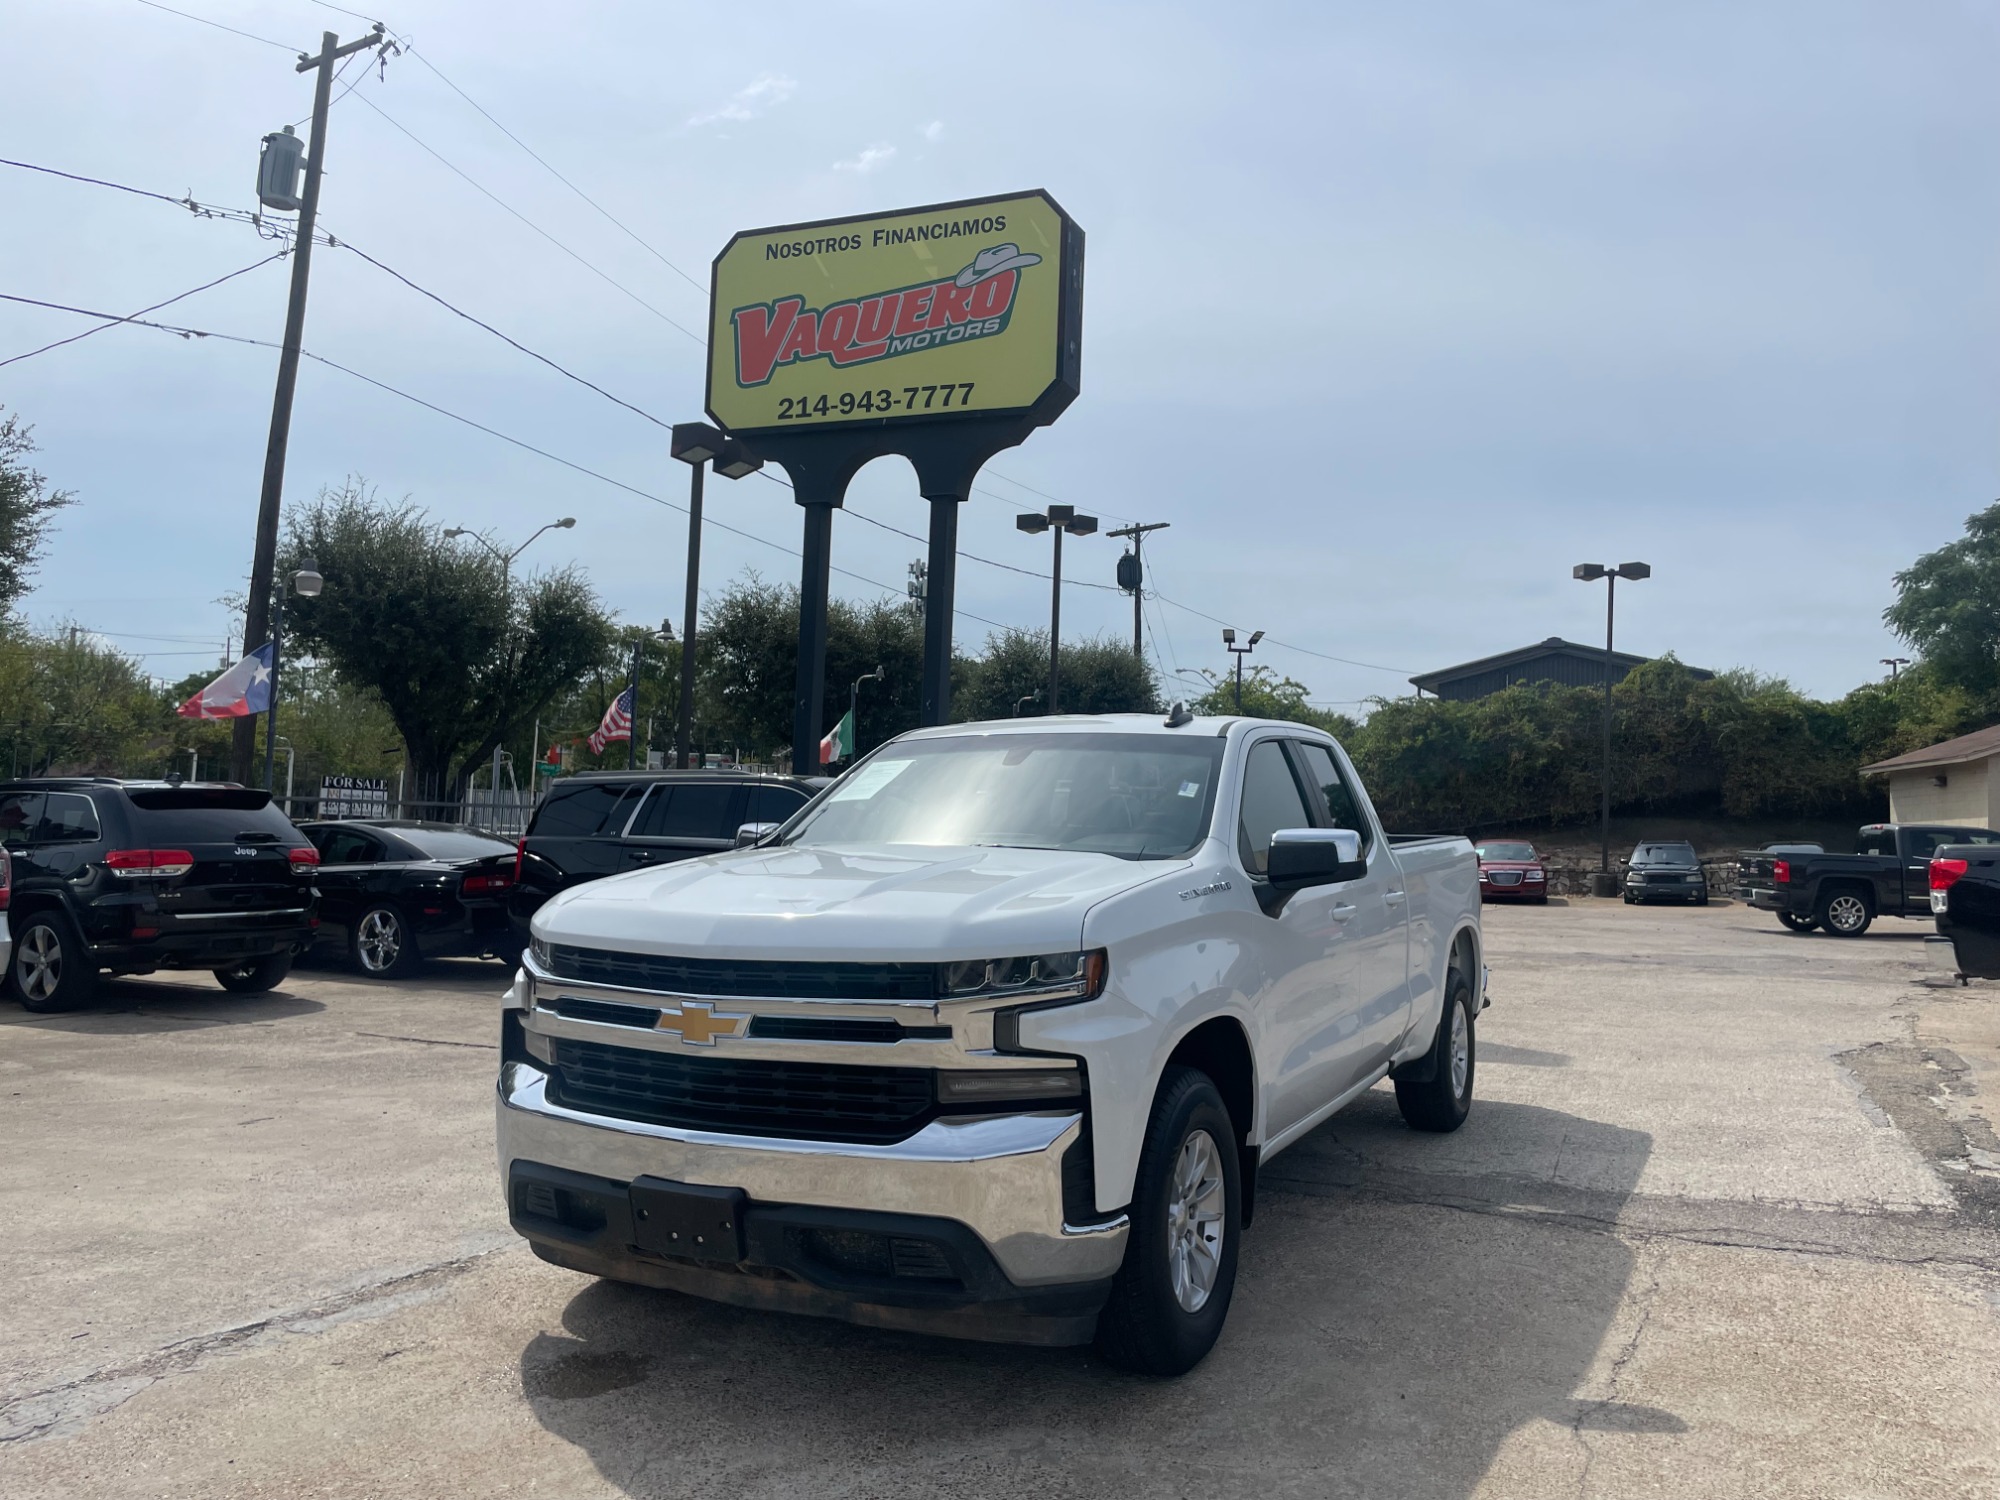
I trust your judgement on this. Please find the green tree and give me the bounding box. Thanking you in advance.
[1189,665,1357,737]
[697,576,926,762]
[1886,500,2000,702]
[279,480,616,798]
[0,627,164,776]
[0,409,76,619]
[952,632,1159,722]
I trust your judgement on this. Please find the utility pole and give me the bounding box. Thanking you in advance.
[1107,522,1170,659]
[230,25,386,784]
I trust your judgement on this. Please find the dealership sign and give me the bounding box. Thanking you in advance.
[707,191,1082,436]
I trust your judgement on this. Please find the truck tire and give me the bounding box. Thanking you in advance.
[1816,887,1873,937]
[1395,970,1475,1133]
[10,910,97,1013]
[350,903,422,978]
[214,952,293,994]
[1777,911,1817,934]
[1094,1065,1241,1377]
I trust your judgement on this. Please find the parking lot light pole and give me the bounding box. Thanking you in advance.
[263,557,321,796]
[1223,628,1263,712]
[1017,504,1098,713]
[671,423,763,769]
[1573,561,1651,882]
[443,518,576,804]
[1881,656,1910,684]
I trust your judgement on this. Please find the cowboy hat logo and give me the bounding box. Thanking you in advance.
[954,242,1041,288]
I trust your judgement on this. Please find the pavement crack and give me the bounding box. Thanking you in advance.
[1570,1254,1664,1499]
[0,1244,510,1446]
[352,1031,498,1050]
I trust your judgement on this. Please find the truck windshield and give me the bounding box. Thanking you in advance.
[1631,843,1697,866]
[780,732,1226,859]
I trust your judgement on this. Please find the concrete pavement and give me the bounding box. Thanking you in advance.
[2,902,1997,1498]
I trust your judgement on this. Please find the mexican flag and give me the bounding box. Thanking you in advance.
[819,709,855,766]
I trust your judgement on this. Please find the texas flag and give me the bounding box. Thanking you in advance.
[177,642,275,719]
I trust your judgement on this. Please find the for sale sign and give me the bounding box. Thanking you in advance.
[707,190,1082,436]
[318,774,389,818]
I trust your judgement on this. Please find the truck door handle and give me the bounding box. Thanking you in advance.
[1331,903,1357,922]
[1383,890,1406,906]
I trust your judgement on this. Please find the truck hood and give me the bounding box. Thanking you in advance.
[533,842,1190,960]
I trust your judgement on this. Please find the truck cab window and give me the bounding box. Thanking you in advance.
[1237,740,1312,878]
[1292,743,1372,856]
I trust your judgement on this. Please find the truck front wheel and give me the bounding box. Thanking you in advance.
[1095,1065,1241,1377]
[1817,888,1873,937]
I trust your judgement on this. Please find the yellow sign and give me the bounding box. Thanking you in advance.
[706,191,1081,436]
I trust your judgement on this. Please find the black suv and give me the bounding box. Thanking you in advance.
[1623,839,1710,905]
[0,779,320,1011]
[508,770,826,942]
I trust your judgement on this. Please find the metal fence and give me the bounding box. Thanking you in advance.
[275,782,540,838]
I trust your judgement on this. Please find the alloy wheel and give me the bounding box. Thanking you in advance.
[357,910,402,973]
[1167,1128,1226,1313]
[1450,999,1471,1098]
[1827,895,1868,933]
[17,924,60,1003]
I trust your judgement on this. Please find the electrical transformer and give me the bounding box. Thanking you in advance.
[257,125,305,212]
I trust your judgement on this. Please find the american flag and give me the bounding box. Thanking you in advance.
[588,687,633,755]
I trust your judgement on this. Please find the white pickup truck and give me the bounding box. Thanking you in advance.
[498,711,1484,1374]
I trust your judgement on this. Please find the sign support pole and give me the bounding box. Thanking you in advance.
[921,496,957,727]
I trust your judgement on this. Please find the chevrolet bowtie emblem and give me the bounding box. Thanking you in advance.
[656,1001,747,1046]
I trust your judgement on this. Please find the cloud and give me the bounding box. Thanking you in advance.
[833,143,897,174]
[921,120,944,142]
[687,74,796,127]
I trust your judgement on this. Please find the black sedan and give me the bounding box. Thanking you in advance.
[297,821,518,977]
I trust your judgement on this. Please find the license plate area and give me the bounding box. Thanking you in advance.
[629,1177,746,1263]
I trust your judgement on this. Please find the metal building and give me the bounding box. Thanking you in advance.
[1408,636,1712,702]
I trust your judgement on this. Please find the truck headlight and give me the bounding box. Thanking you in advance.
[940,949,1107,1001]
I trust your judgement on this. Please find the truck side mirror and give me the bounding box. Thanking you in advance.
[734,822,781,848]
[1268,828,1368,888]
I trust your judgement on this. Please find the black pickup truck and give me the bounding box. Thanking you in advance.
[1929,844,2000,978]
[1737,822,2000,936]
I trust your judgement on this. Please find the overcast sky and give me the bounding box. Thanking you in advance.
[3,0,1994,709]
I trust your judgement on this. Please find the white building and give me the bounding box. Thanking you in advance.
[1862,725,2000,827]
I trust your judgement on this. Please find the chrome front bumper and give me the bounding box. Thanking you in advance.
[496,1061,1128,1288]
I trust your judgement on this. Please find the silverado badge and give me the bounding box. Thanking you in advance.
[656,1002,748,1047]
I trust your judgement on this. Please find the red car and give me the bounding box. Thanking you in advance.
[1476,840,1549,903]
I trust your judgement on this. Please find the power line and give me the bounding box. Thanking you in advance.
[12,294,1017,634]
[0,156,330,248]
[0,252,287,367]
[335,242,673,430]
[348,91,705,345]
[130,0,300,51]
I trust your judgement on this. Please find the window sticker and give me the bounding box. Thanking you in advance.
[828,759,914,802]
[1178,780,1202,798]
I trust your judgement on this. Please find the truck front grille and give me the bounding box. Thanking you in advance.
[548,1037,936,1143]
[546,945,938,1001]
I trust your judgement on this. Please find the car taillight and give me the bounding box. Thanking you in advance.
[1773,860,1790,883]
[1931,857,1969,892]
[106,849,195,878]
[288,846,320,874]
[0,846,11,910]
[462,871,514,897]
[514,837,527,886]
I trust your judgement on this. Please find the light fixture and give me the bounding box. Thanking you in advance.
[713,438,763,480]
[671,421,726,466]
[291,557,322,597]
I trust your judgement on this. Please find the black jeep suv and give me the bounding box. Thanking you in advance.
[507,769,827,945]
[0,779,320,1012]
